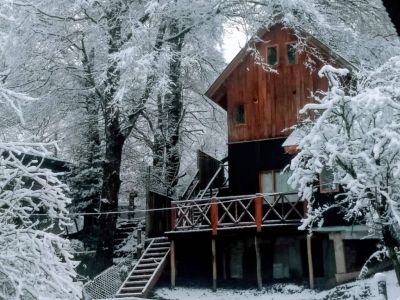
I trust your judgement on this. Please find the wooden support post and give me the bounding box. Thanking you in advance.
[170,240,176,289]
[222,247,227,280]
[255,195,263,232]
[255,235,263,290]
[211,198,219,236]
[212,238,217,291]
[307,235,314,289]
[330,233,347,283]
[171,203,176,231]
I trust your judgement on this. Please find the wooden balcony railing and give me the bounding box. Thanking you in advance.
[170,192,307,234]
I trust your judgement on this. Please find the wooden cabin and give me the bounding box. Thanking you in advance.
[115,23,382,299]
[165,23,379,289]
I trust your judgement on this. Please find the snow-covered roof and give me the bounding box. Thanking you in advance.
[282,128,307,148]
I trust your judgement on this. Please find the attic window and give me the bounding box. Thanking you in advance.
[235,104,245,124]
[267,46,278,65]
[287,44,297,64]
[320,167,339,193]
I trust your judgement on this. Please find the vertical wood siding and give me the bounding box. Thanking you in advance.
[226,25,328,143]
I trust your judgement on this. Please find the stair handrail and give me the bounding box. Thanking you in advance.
[198,164,223,199]
[115,238,157,296]
[180,170,199,200]
[141,246,170,296]
[185,179,200,200]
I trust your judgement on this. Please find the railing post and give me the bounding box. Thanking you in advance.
[211,198,219,236]
[171,203,176,230]
[255,194,263,232]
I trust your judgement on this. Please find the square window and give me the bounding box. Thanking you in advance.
[235,104,245,124]
[267,46,278,65]
[287,44,296,64]
[320,167,339,193]
[260,170,298,202]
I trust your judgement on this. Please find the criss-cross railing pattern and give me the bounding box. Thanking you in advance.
[172,199,212,230]
[170,193,306,233]
[262,192,304,223]
[218,197,256,226]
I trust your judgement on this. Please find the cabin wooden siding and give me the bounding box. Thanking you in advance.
[226,25,328,143]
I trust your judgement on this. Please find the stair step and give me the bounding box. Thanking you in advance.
[143,253,167,258]
[115,292,142,298]
[125,280,148,286]
[120,287,144,293]
[152,242,170,246]
[143,252,165,257]
[136,263,159,268]
[140,258,162,263]
[131,268,156,274]
[128,274,151,280]
[147,247,169,252]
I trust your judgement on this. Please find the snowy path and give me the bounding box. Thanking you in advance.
[154,270,400,300]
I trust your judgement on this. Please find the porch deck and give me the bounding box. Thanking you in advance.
[167,192,307,235]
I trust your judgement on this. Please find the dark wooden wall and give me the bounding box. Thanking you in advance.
[197,150,224,190]
[146,191,172,237]
[225,25,328,143]
[228,138,291,195]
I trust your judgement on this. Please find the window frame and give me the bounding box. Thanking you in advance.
[285,42,298,65]
[319,167,339,194]
[266,45,279,66]
[259,169,299,202]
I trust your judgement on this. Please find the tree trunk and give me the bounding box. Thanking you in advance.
[94,2,124,271]
[164,19,185,196]
[96,128,124,271]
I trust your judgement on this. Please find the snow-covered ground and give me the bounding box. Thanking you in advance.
[154,270,400,300]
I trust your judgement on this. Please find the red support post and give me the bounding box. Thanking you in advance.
[255,195,263,232]
[171,203,177,230]
[211,198,219,236]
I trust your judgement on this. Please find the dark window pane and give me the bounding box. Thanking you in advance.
[267,47,278,65]
[287,44,296,64]
[235,104,245,124]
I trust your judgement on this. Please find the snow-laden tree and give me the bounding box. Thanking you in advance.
[0,143,82,299]
[289,57,400,284]
[0,2,82,297]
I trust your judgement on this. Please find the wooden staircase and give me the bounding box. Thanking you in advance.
[115,237,170,299]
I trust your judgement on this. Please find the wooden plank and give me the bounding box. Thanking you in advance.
[212,239,217,292]
[255,235,263,290]
[171,203,176,231]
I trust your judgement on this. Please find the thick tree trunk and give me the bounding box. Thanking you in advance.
[96,127,124,271]
[94,2,124,271]
[164,20,185,196]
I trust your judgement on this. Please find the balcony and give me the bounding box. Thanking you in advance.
[168,192,307,234]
